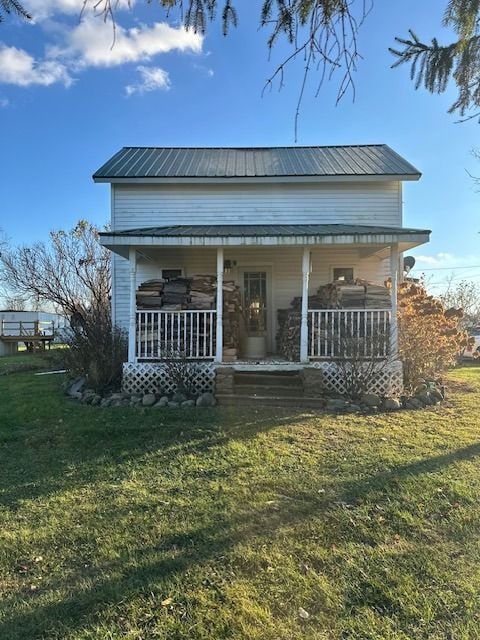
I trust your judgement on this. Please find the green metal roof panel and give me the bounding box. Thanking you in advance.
[93,145,421,180]
[101,224,430,238]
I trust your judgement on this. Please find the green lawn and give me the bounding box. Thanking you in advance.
[1,366,480,639]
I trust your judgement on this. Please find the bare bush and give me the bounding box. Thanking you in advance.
[161,351,206,398]
[334,326,392,400]
[62,306,127,393]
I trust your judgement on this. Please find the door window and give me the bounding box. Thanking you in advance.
[243,271,267,334]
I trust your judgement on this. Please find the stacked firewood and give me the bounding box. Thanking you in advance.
[276,279,391,360]
[276,309,301,362]
[136,280,164,309]
[136,275,243,358]
[222,280,243,361]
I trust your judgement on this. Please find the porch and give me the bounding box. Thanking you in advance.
[101,223,431,371]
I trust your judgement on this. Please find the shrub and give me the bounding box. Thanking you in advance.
[398,282,470,390]
[62,306,127,393]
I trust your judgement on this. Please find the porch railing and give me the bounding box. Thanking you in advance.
[1,320,55,338]
[136,310,216,360]
[308,309,391,359]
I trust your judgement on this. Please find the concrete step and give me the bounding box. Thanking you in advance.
[234,384,304,397]
[234,372,303,387]
[216,394,326,408]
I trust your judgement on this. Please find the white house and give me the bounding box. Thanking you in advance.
[95,145,430,401]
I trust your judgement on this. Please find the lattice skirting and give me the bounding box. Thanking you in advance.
[310,360,403,396]
[122,362,216,396]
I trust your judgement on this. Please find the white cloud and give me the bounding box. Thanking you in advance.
[126,65,170,95]
[54,17,202,68]
[415,252,458,268]
[24,0,133,21]
[0,13,203,91]
[0,44,71,87]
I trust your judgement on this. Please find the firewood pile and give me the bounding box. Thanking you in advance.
[289,279,391,311]
[136,275,217,311]
[276,279,391,360]
[222,280,243,362]
[276,309,301,362]
[136,275,243,359]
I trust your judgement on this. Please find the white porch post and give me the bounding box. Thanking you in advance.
[389,242,399,356]
[216,247,224,363]
[128,246,137,363]
[300,247,311,363]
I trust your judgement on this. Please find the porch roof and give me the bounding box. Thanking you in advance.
[100,223,430,254]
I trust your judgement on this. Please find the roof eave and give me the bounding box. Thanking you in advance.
[92,173,421,184]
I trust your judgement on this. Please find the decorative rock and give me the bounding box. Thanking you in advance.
[182,399,195,407]
[383,398,401,411]
[360,393,382,407]
[172,391,187,404]
[416,391,433,406]
[406,398,423,409]
[326,398,350,411]
[154,396,169,408]
[430,388,444,402]
[167,401,180,408]
[196,392,216,407]
[66,376,87,397]
[142,393,157,407]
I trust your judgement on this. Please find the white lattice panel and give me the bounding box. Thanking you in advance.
[123,362,216,396]
[311,360,403,396]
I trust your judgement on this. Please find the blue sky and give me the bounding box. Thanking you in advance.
[0,0,479,291]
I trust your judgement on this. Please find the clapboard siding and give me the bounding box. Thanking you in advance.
[113,247,390,336]
[112,181,402,230]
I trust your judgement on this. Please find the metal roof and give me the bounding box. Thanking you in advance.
[93,145,421,180]
[101,224,430,238]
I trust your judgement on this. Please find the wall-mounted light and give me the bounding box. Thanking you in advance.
[224,259,235,276]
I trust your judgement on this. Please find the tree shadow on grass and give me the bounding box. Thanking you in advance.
[2,439,480,639]
[0,391,312,510]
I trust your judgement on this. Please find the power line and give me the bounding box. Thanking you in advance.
[411,264,480,272]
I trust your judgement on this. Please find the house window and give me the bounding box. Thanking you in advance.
[161,268,183,281]
[333,267,354,282]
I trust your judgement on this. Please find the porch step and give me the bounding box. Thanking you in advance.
[234,371,303,387]
[234,384,304,397]
[216,394,326,409]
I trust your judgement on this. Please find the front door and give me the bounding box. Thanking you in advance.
[239,268,273,354]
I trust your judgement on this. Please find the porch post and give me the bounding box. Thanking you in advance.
[128,246,137,363]
[216,247,224,363]
[389,242,399,356]
[300,247,311,363]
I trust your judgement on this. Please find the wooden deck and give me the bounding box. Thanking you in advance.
[0,320,55,343]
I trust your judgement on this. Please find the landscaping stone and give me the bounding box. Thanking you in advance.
[90,395,102,406]
[326,398,350,411]
[406,398,423,409]
[196,392,216,407]
[172,391,187,404]
[66,376,87,397]
[383,398,401,411]
[430,388,444,402]
[154,396,169,408]
[360,393,382,407]
[142,393,157,407]
[167,401,180,408]
[182,399,195,407]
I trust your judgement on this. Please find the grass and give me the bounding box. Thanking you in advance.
[0,350,61,375]
[0,366,480,639]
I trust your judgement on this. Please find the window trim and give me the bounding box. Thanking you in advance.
[331,266,355,282]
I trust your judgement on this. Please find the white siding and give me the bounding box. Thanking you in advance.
[114,247,390,339]
[112,181,402,230]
